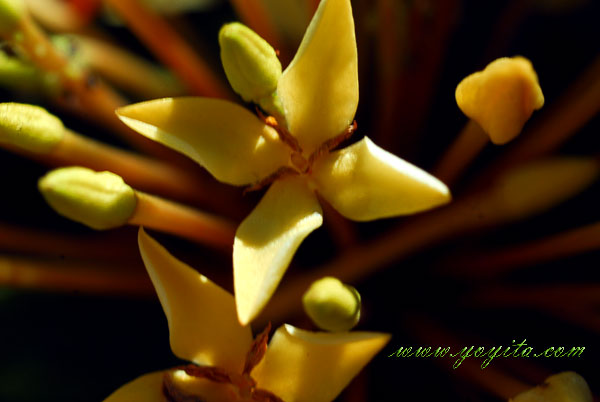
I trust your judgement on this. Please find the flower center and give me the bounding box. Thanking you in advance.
[245,109,357,193]
[161,324,284,402]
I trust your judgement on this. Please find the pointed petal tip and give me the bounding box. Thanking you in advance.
[138,226,253,372]
[116,97,290,186]
[234,177,323,326]
[278,0,358,154]
[253,324,390,402]
[313,137,451,222]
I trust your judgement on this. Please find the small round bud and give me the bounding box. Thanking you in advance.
[38,167,137,230]
[455,56,544,145]
[0,102,64,153]
[511,372,592,402]
[219,22,282,105]
[0,0,24,35]
[303,276,361,332]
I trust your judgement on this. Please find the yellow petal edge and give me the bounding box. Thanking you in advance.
[278,0,358,155]
[103,371,165,402]
[234,176,323,325]
[253,324,390,402]
[510,372,592,402]
[312,137,451,221]
[117,97,290,186]
[138,228,252,372]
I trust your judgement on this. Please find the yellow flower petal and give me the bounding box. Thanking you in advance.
[253,324,390,402]
[234,176,323,325]
[138,228,252,372]
[117,97,290,186]
[103,370,239,402]
[311,137,451,221]
[164,370,240,402]
[510,372,592,402]
[103,371,164,402]
[278,0,358,155]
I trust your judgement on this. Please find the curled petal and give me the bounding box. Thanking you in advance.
[234,176,323,325]
[252,324,390,402]
[103,371,164,402]
[139,228,252,372]
[278,0,358,155]
[312,137,451,221]
[117,97,290,185]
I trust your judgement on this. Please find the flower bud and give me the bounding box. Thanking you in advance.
[455,56,544,145]
[0,102,64,153]
[303,276,361,332]
[38,167,137,230]
[0,0,25,35]
[219,22,282,106]
[510,372,592,402]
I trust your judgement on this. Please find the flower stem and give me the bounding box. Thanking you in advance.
[433,120,489,186]
[69,34,185,99]
[52,129,212,207]
[9,16,155,150]
[129,192,236,249]
[228,0,284,61]
[0,255,153,297]
[24,0,87,32]
[318,196,358,250]
[446,221,600,277]
[104,0,231,99]
[0,222,136,260]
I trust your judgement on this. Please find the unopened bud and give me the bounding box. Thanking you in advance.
[510,372,592,402]
[0,102,64,153]
[303,276,361,332]
[0,0,25,35]
[219,22,282,107]
[38,167,137,230]
[456,56,544,145]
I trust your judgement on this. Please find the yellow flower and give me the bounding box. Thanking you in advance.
[104,228,390,402]
[116,0,451,325]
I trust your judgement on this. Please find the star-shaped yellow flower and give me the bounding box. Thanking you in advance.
[104,228,390,402]
[116,0,450,325]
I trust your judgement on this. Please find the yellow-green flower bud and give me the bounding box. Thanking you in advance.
[303,276,361,332]
[510,372,592,402]
[38,167,137,230]
[219,22,282,107]
[0,0,25,35]
[0,52,43,92]
[0,103,64,153]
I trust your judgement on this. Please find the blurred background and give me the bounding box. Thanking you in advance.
[0,0,598,400]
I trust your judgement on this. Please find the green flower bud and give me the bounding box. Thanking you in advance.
[302,276,361,332]
[0,102,64,153]
[511,372,592,402]
[0,52,44,92]
[38,167,137,230]
[0,0,25,35]
[219,22,282,106]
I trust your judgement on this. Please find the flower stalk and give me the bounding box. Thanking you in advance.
[104,0,231,99]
